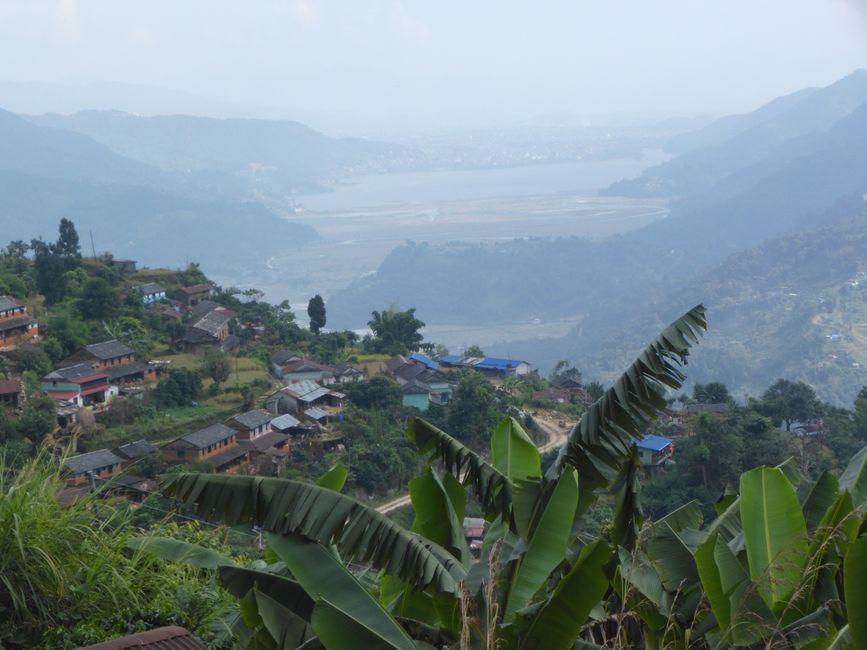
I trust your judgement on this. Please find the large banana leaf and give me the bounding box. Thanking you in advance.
[516,539,612,650]
[161,473,464,594]
[740,467,808,611]
[409,469,469,565]
[316,462,349,492]
[549,305,706,493]
[844,536,867,647]
[802,471,841,530]
[267,532,418,650]
[504,467,580,619]
[408,418,513,521]
[610,447,644,550]
[491,416,541,481]
[839,444,867,506]
[217,565,315,622]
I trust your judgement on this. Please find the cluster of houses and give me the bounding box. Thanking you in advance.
[0,295,39,352]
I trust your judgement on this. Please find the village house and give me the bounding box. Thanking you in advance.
[0,296,38,351]
[332,362,364,383]
[42,365,118,407]
[633,434,675,469]
[63,449,123,486]
[269,412,315,437]
[97,474,157,502]
[238,430,292,475]
[174,284,211,307]
[75,626,208,650]
[162,423,247,472]
[270,351,331,383]
[440,354,531,377]
[181,308,238,353]
[387,355,454,411]
[110,259,137,273]
[59,340,158,386]
[114,439,158,465]
[0,379,22,407]
[226,409,273,440]
[135,282,167,305]
[269,379,346,416]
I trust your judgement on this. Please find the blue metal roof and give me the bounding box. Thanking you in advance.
[409,353,439,369]
[633,434,672,452]
[440,355,461,364]
[476,357,529,370]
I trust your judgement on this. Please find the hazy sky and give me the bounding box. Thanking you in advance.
[0,0,865,133]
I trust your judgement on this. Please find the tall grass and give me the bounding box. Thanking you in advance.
[0,451,231,648]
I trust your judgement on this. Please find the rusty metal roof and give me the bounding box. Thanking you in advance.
[75,626,207,650]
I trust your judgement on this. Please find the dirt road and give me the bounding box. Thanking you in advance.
[375,416,571,515]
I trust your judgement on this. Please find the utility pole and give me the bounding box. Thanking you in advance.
[89,230,97,258]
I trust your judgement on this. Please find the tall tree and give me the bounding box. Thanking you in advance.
[30,239,66,305]
[758,378,824,431]
[77,278,120,320]
[693,381,731,404]
[55,218,81,260]
[307,294,326,335]
[367,306,425,355]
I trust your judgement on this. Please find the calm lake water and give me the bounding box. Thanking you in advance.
[297,150,669,212]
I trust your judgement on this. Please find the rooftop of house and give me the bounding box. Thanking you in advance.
[282,358,334,374]
[229,409,273,430]
[333,362,362,375]
[101,362,153,382]
[189,299,228,321]
[0,315,35,332]
[633,434,673,452]
[84,339,136,360]
[135,282,165,295]
[205,446,248,469]
[0,295,24,312]
[0,379,21,395]
[44,363,108,384]
[270,350,300,366]
[385,354,409,374]
[408,353,439,369]
[64,449,122,474]
[270,413,301,430]
[114,439,158,460]
[190,310,232,336]
[177,423,235,449]
[75,625,207,650]
[393,363,426,382]
[177,284,211,295]
[283,379,324,398]
[402,380,429,395]
[304,407,329,420]
[440,355,529,370]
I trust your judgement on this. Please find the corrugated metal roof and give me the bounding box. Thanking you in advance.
[0,295,23,312]
[84,340,135,360]
[408,353,439,369]
[634,434,672,452]
[299,387,330,402]
[75,626,207,649]
[230,409,273,430]
[270,413,301,430]
[283,379,322,397]
[304,407,328,420]
[179,424,235,449]
[64,449,122,474]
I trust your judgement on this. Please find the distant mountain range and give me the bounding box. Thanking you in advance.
[27,110,407,199]
[326,70,867,404]
[0,107,405,276]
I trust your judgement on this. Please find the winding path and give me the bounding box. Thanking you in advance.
[376,415,571,515]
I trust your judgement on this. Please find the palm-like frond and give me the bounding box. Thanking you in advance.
[160,473,465,594]
[408,418,513,521]
[550,304,706,486]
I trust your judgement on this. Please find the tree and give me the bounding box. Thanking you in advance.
[31,239,67,305]
[366,306,425,355]
[693,381,731,403]
[16,345,52,377]
[444,370,500,448]
[343,376,402,411]
[585,380,605,402]
[55,218,81,260]
[201,351,231,387]
[307,294,326,335]
[77,277,119,320]
[464,344,485,357]
[758,378,824,431]
[550,359,583,386]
